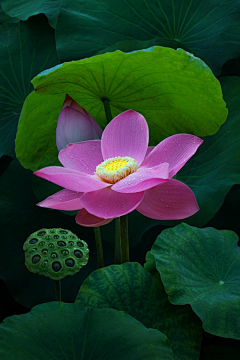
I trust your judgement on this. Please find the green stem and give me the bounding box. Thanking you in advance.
[94,227,104,268]
[54,280,61,301]
[114,217,122,264]
[120,215,129,263]
[102,98,113,124]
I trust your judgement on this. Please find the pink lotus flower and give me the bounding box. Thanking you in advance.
[35,110,203,227]
[56,94,103,152]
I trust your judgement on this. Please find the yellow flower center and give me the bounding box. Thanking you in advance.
[95,156,138,184]
[104,159,128,172]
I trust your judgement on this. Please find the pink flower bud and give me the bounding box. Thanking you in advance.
[56,94,103,152]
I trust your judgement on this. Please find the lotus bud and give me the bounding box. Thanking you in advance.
[23,228,89,280]
[56,94,103,152]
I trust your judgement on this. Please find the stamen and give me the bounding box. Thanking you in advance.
[95,156,138,184]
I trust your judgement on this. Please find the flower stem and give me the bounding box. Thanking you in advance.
[54,280,61,301]
[114,217,122,264]
[120,215,129,263]
[102,98,113,124]
[94,227,104,268]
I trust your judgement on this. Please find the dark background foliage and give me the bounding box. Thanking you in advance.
[1,1,240,359]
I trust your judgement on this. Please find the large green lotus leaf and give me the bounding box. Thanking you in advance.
[143,253,240,358]
[0,302,173,360]
[0,0,59,27]
[144,250,162,280]
[0,14,59,158]
[151,223,240,339]
[0,4,18,23]
[0,159,104,308]
[2,0,240,74]
[95,37,213,77]
[55,0,240,74]
[143,252,240,360]
[76,262,202,360]
[96,38,190,55]
[175,76,240,227]
[15,46,227,171]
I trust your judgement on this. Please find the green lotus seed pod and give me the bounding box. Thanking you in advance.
[23,228,89,280]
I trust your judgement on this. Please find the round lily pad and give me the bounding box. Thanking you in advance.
[151,223,240,339]
[15,46,227,171]
[1,0,240,73]
[76,262,202,360]
[0,302,174,360]
[0,15,59,158]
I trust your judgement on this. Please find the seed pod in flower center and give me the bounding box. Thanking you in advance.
[23,228,89,280]
[95,156,138,184]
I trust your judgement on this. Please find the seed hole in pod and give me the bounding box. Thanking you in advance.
[52,262,61,272]
[41,260,48,268]
[45,235,51,240]
[50,229,55,233]
[29,248,37,254]
[61,235,67,239]
[29,238,38,244]
[61,250,69,256]
[74,250,83,258]
[48,243,54,248]
[77,241,84,247]
[37,231,46,236]
[69,235,75,239]
[51,252,58,259]
[60,230,68,234]
[41,249,48,255]
[39,241,45,246]
[68,241,74,246]
[57,241,66,247]
[32,255,41,264]
[53,235,59,239]
[65,258,75,267]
